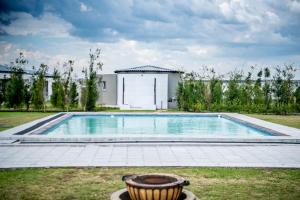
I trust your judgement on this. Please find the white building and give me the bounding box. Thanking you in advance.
[0,64,53,101]
[97,65,183,110]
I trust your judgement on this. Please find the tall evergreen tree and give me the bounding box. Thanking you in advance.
[176,80,184,110]
[32,64,48,111]
[50,69,64,109]
[69,82,78,108]
[253,69,264,105]
[6,52,27,108]
[82,49,103,111]
[80,86,87,111]
[0,79,7,108]
[240,72,253,107]
[212,81,222,105]
[295,86,300,112]
[225,72,242,106]
[209,69,223,106]
[262,67,272,110]
[272,65,295,114]
[23,83,32,111]
[62,60,74,111]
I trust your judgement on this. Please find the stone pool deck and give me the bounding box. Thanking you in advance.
[0,143,300,168]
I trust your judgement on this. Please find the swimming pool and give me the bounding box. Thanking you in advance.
[43,114,271,137]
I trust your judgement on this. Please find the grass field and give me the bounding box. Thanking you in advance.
[0,112,54,131]
[247,114,300,129]
[0,167,299,200]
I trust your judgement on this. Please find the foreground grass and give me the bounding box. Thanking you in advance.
[247,114,300,129]
[0,112,54,131]
[0,167,299,200]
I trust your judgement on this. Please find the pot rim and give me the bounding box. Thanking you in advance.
[124,173,187,189]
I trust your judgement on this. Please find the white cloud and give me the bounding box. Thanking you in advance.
[0,12,73,37]
[0,41,17,63]
[103,28,119,36]
[216,0,289,44]
[80,2,91,12]
[0,37,299,79]
[0,41,78,75]
[0,1,299,79]
[219,2,232,19]
[288,0,300,13]
[186,45,218,57]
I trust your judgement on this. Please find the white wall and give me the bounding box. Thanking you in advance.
[97,74,117,106]
[46,78,53,101]
[117,73,168,110]
[168,73,181,108]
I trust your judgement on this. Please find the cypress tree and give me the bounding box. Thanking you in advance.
[69,82,78,108]
[83,49,103,111]
[32,64,48,111]
[23,83,31,111]
[6,52,27,108]
[295,86,300,112]
[262,67,272,111]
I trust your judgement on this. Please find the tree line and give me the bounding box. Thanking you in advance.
[1,51,299,114]
[0,49,103,111]
[177,66,300,114]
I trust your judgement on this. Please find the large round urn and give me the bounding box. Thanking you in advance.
[122,174,190,200]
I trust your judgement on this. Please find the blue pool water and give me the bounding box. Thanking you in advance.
[43,115,271,136]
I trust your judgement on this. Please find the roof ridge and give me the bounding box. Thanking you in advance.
[121,65,173,70]
[114,65,182,73]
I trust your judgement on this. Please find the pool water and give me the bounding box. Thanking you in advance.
[43,115,271,136]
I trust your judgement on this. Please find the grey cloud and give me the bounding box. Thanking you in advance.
[0,0,299,64]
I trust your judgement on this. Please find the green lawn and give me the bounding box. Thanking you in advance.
[0,112,54,131]
[0,167,299,200]
[247,114,300,129]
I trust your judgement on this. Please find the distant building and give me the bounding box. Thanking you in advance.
[0,64,53,101]
[97,65,183,110]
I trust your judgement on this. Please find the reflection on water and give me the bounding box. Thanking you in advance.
[44,115,270,136]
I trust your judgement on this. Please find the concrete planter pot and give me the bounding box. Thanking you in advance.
[111,189,198,200]
[122,174,190,200]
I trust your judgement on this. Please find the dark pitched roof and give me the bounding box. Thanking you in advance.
[0,64,53,77]
[114,65,183,73]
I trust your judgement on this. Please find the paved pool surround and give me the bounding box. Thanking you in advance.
[1,143,300,168]
[1,112,300,168]
[0,112,300,144]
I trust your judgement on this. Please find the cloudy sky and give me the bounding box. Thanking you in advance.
[0,0,300,78]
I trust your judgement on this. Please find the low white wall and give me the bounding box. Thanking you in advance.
[117,73,168,110]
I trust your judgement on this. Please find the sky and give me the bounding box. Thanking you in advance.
[0,0,300,78]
